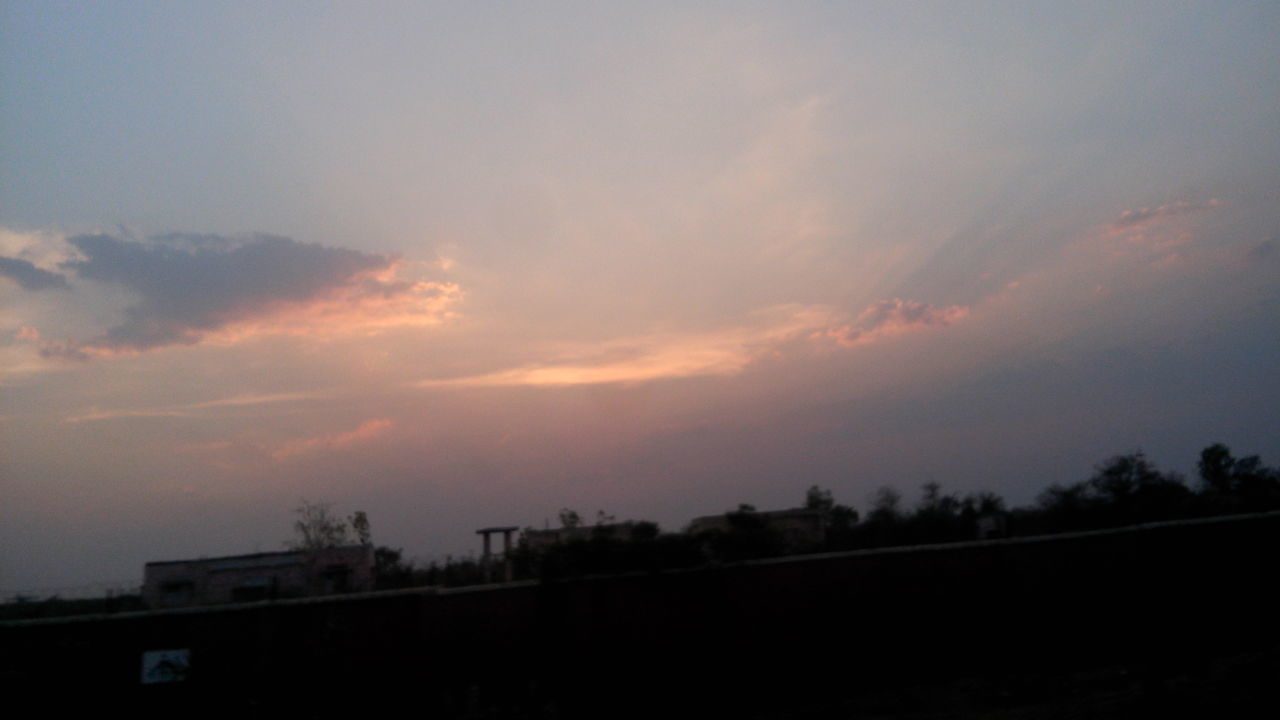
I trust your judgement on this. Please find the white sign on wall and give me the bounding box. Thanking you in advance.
[141,648,190,684]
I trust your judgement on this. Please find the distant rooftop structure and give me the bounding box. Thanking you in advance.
[142,545,374,609]
[521,521,647,550]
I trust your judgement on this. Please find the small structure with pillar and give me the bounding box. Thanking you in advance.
[475,526,519,583]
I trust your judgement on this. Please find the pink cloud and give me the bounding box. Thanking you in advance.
[1068,197,1229,267]
[823,298,969,348]
[272,418,394,460]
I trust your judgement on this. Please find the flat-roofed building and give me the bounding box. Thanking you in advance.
[142,545,374,608]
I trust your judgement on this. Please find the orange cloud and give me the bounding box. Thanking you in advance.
[418,340,755,388]
[417,304,838,388]
[418,299,967,389]
[271,418,393,460]
[64,390,334,423]
[198,275,461,347]
[66,406,191,423]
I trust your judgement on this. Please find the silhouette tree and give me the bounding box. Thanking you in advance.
[349,510,372,545]
[631,521,660,541]
[288,500,352,550]
[963,491,1005,516]
[558,508,582,529]
[1088,452,1161,502]
[1198,444,1280,512]
[1035,482,1091,530]
[804,485,860,550]
[912,482,967,542]
[916,482,962,516]
[700,504,783,562]
[1198,443,1237,494]
[1231,455,1280,510]
[1088,452,1191,524]
[868,487,902,524]
[373,546,415,589]
[805,485,835,512]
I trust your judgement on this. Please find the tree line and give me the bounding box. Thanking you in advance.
[374,442,1280,588]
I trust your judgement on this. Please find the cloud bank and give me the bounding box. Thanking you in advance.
[33,233,458,359]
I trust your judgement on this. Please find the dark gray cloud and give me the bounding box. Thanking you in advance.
[1247,238,1275,262]
[0,255,70,291]
[53,233,396,355]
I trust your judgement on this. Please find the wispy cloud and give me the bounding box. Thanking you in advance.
[271,418,393,460]
[417,338,755,388]
[65,407,193,423]
[1083,197,1229,267]
[1107,198,1223,231]
[185,391,332,409]
[65,390,333,423]
[34,233,459,359]
[822,298,969,348]
[418,299,967,389]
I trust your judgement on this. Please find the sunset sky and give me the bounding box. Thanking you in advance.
[3,2,1278,594]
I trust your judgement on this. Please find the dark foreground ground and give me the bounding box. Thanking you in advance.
[4,513,1278,718]
[742,646,1280,719]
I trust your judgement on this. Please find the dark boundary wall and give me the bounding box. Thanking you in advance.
[3,512,1278,717]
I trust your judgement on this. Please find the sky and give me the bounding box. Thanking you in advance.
[2,2,1278,595]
